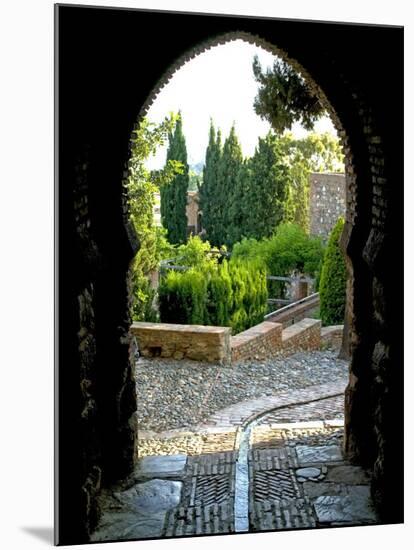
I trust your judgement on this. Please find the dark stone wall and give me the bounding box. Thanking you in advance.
[56,6,403,544]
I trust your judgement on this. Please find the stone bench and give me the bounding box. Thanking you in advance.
[130,322,231,364]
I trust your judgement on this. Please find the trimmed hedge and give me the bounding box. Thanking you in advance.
[158,269,207,325]
[319,217,346,325]
[158,260,268,334]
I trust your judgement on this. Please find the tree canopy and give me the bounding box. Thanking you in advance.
[252,55,325,133]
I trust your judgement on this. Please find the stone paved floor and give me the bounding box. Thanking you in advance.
[91,387,379,542]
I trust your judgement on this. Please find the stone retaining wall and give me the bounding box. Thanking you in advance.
[230,322,283,363]
[321,325,344,349]
[131,318,324,366]
[281,318,322,356]
[130,322,231,364]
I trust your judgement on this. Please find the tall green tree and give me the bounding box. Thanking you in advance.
[226,158,252,246]
[218,124,244,248]
[252,55,325,133]
[160,113,189,244]
[244,131,292,239]
[126,115,182,321]
[199,120,222,245]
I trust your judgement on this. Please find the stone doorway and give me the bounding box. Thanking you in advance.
[56,5,403,544]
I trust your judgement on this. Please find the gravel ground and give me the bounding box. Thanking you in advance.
[135,349,348,432]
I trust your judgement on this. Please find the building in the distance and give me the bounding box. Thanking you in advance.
[154,191,201,236]
[309,172,346,240]
[186,191,201,237]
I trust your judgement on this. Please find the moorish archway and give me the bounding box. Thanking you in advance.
[56,5,403,544]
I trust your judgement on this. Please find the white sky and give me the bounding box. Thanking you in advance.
[145,39,336,169]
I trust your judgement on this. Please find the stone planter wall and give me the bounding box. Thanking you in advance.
[130,322,231,364]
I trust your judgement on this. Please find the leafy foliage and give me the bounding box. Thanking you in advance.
[172,235,220,273]
[160,113,189,244]
[232,223,324,299]
[319,217,347,325]
[280,132,344,232]
[125,115,182,321]
[157,238,268,334]
[252,55,325,133]
[232,223,324,276]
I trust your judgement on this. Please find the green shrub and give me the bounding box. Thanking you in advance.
[131,274,158,322]
[206,260,233,326]
[174,235,219,273]
[158,269,207,325]
[158,259,268,334]
[231,223,324,299]
[228,261,268,333]
[319,217,347,325]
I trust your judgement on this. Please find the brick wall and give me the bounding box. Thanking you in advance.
[310,173,346,240]
[321,325,344,349]
[131,322,231,364]
[231,322,283,363]
[281,318,322,356]
[231,318,322,363]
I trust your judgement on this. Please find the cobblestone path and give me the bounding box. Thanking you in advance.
[91,383,378,542]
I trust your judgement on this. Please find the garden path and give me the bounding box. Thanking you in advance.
[91,351,378,542]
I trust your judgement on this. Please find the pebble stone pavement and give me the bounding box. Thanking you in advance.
[91,348,379,542]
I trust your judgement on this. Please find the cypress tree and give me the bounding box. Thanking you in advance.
[199,120,222,245]
[226,158,251,247]
[246,132,291,239]
[160,114,189,244]
[218,124,244,248]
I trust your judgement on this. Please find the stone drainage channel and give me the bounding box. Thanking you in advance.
[233,394,344,532]
[92,391,378,541]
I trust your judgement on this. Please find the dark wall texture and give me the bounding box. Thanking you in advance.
[56,5,403,545]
